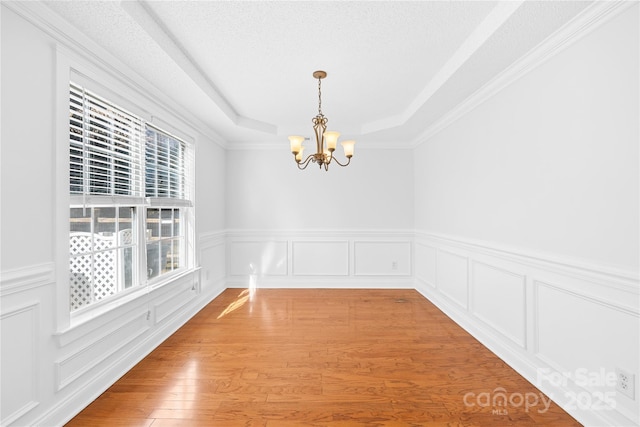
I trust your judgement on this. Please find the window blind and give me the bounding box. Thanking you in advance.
[145,125,192,204]
[70,82,144,197]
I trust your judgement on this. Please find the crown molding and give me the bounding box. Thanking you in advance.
[361,1,524,135]
[411,0,635,147]
[123,0,277,136]
[3,0,229,149]
[225,140,415,151]
[120,0,237,128]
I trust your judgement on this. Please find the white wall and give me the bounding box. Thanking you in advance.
[225,147,414,288]
[196,134,227,292]
[0,4,55,271]
[196,136,226,235]
[414,4,639,426]
[414,5,638,272]
[226,147,413,230]
[0,4,226,426]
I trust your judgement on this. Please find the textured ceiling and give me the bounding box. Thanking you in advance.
[43,0,592,147]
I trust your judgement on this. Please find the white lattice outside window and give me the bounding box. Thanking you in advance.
[69,207,137,310]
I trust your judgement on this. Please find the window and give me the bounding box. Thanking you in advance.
[69,207,137,309]
[146,208,183,279]
[144,126,190,281]
[69,83,193,312]
[145,126,187,199]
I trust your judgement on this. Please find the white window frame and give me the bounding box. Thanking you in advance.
[55,47,196,331]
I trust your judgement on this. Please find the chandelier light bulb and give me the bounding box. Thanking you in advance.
[288,135,304,154]
[323,131,340,152]
[341,140,355,158]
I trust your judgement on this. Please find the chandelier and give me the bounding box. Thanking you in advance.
[288,71,355,171]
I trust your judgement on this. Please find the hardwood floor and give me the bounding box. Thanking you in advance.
[66,289,581,426]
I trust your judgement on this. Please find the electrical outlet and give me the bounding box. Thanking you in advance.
[391,261,398,270]
[616,368,635,399]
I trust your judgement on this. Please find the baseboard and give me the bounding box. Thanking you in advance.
[225,275,415,289]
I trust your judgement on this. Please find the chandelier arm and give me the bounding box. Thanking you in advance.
[296,154,315,170]
[330,155,351,167]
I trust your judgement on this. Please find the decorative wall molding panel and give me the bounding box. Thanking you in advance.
[414,243,437,287]
[435,249,469,310]
[229,240,288,276]
[414,231,640,427]
[153,279,199,324]
[354,241,411,276]
[200,231,227,290]
[471,261,527,348]
[226,230,414,288]
[534,280,640,393]
[55,310,150,391]
[0,302,40,426]
[293,241,349,276]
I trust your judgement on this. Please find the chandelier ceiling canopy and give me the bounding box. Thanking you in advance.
[288,71,355,171]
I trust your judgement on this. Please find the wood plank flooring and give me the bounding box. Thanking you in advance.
[65,289,581,426]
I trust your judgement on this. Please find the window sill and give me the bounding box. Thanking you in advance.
[56,268,198,346]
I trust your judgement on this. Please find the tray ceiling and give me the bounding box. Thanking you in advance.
[43,0,592,147]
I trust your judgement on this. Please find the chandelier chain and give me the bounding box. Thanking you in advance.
[317,77,323,116]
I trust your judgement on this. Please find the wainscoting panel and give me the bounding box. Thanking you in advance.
[536,279,639,379]
[0,302,39,426]
[354,241,411,276]
[293,241,349,276]
[471,261,526,348]
[0,260,222,427]
[55,310,150,390]
[199,232,226,289]
[415,243,437,287]
[414,231,640,427]
[226,230,414,288]
[535,280,640,424]
[436,249,469,309]
[154,279,198,324]
[228,241,288,277]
